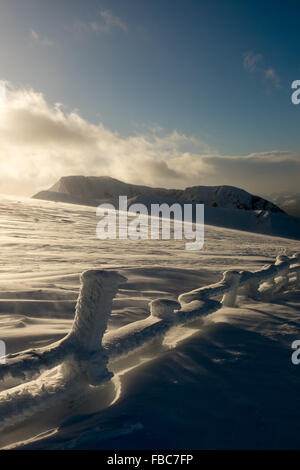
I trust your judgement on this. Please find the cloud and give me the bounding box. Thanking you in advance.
[197,153,300,194]
[243,51,281,88]
[243,52,263,72]
[0,83,298,197]
[166,150,300,195]
[30,29,54,46]
[73,9,128,35]
[264,67,281,88]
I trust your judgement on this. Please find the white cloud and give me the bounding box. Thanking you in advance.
[243,52,263,72]
[98,10,128,33]
[264,67,281,88]
[243,51,281,88]
[74,9,128,35]
[0,83,298,197]
[30,29,54,46]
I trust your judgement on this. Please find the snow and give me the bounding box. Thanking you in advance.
[0,195,300,449]
[34,175,285,212]
[149,298,181,319]
[65,270,126,352]
[33,176,300,240]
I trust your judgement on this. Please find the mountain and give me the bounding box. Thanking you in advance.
[33,176,300,240]
[34,175,284,213]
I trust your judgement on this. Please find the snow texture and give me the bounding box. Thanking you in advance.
[37,175,283,213]
[0,196,300,448]
[32,176,300,242]
[0,251,299,434]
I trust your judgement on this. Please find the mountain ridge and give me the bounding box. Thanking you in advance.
[32,175,300,240]
[34,175,284,213]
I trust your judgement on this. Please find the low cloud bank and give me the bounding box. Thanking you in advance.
[0,83,299,196]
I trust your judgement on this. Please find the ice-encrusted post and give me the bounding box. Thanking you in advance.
[147,298,181,348]
[0,340,5,365]
[149,298,181,320]
[241,274,260,300]
[291,252,300,286]
[63,269,126,384]
[292,252,300,264]
[273,255,290,294]
[67,270,125,350]
[221,271,241,307]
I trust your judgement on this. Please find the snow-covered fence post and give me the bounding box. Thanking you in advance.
[240,272,261,300]
[275,254,289,271]
[0,340,5,365]
[147,298,181,348]
[2,251,299,396]
[296,268,300,287]
[63,269,126,385]
[149,298,181,320]
[291,253,300,286]
[273,255,290,294]
[291,252,300,264]
[221,271,241,307]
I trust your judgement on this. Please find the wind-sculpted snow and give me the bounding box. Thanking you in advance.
[0,270,126,431]
[103,298,221,360]
[0,252,299,436]
[0,197,300,448]
[0,270,221,432]
[0,270,126,387]
[0,365,80,431]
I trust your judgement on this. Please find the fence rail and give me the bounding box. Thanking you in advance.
[0,252,299,390]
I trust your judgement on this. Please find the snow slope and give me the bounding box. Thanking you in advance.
[32,176,300,240]
[127,194,300,240]
[45,176,283,212]
[9,295,300,450]
[0,195,299,449]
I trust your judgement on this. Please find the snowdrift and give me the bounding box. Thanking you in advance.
[0,253,299,440]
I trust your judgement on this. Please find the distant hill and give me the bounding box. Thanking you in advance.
[34,175,284,213]
[32,176,300,240]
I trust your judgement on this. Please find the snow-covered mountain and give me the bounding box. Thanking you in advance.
[34,175,284,213]
[32,176,300,240]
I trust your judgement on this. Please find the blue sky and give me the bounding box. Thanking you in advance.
[0,0,299,195]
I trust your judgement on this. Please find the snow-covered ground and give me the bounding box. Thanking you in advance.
[0,195,299,449]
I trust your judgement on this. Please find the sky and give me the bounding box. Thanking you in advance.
[0,0,299,197]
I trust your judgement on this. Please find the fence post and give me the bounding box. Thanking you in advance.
[242,273,260,300]
[291,253,300,286]
[275,254,289,267]
[63,269,126,385]
[148,298,181,348]
[291,252,300,262]
[149,298,181,320]
[221,271,241,307]
[0,340,5,365]
[273,255,290,294]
